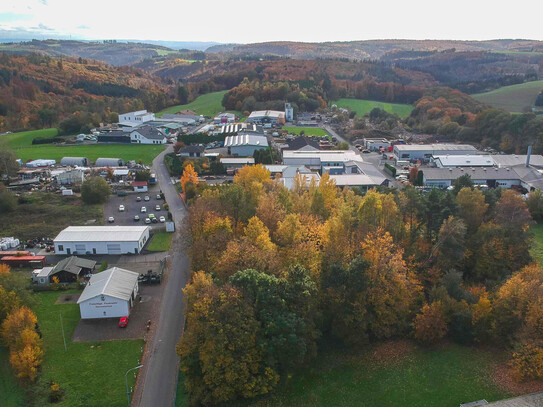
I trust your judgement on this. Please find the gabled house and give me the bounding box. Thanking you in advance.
[130,126,167,145]
[179,145,205,158]
[49,256,96,283]
[284,137,321,152]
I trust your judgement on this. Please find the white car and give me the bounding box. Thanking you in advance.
[145,218,151,224]
[108,216,115,223]
[134,215,140,222]
[141,206,147,213]
[144,196,150,201]
[159,216,166,223]
[119,205,125,212]
[155,205,161,211]
[156,194,161,200]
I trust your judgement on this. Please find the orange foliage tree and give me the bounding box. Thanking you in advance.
[413,301,448,345]
[180,163,199,194]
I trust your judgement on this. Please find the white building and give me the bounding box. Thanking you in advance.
[54,226,150,255]
[265,165,321,190]
[393,144,478,161]
[247,110,286,124]
[363,138,391,152]
[285,103,294,122]
[214,113,236,124]
[422,167,522,189]
[220,157,255,174]
[77,267,139,319]
[224,134,269,156]
[282,150,362,173]
[119,110,155,127]
[432,155,495,168]
[130,126,167,144]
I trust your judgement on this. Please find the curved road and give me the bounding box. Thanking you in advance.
[137,146,190,407]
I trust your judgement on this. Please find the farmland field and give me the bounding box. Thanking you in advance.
[332,98,413,118]
[1,128,60,148]
[282,126,329,137]
[32,291,144,407]
[12,143,164,165]
[157,91,239,117]
[197,342,508,407]
[472,80,543,113]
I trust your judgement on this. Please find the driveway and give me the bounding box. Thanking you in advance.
[135,146,191,407]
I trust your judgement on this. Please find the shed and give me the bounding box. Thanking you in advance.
[60,157,89,167]
[77,267,139,319]
[49,256,96,283]
[95,158,125,167]
[132,181,148,192]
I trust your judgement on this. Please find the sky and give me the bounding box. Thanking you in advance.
[1,0,543,44]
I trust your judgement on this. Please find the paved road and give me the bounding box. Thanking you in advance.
[137,146,190,407]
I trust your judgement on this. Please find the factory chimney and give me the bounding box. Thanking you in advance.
[526,145,532,167]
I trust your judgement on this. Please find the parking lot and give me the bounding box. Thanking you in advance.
[103,186,167,230]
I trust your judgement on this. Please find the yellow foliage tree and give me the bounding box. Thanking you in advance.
[1,306,37,346]
[244,216,276,252]
[0,285,21,321]
[9,343,43,382]
[180,163,199,194]
[0,264,10,274]
[234,164,271,190]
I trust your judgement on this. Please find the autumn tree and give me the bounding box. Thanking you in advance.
[234,164,271,190]
[456,187,488,232]
[0,285,21,322]
[81,176,111,204]
[526,189,543,223]
[1,306,37,346]
[413,301,448,345]
[180,163,199,194]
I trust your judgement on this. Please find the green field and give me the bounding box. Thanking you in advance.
[32,291,144,407]
[1,128,60,148]
[531,223,543,264]
[0,348,25,407]
[472,80,543,113]
[147,231,173,251]
[282,126,329,137]
[201,342,506,407]
[12,143,164,165]
[157,91,238,118]
[332,98,414,118]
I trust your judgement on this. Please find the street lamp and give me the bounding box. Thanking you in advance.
[125,365,143,406]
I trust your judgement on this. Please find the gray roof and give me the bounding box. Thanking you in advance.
[433,155,495,167]
[423,167,521,181]
[95,158,125,167]
[492,154,543,168]
[224,134,268,148]
[77,267,139,303]
[484,391,543,406]
[60,157,89,166]
[180,145,205,154]
[131,125,166,140]
[395,144,477,152]
[52,256,96,276]
[54,226,149,243]
[285,137,321,151]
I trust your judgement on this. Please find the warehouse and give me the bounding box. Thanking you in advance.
[77,267,139,319]
[422,167,522,188]
[95,158,125,167]
[224,134,269,156]
[53,226,150,255]
[60,157,89,167]
[247,110,286,124]
[431,155,495,168]
[393,144,478,161]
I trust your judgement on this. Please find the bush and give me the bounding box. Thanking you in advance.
[81,177,111,204]
[0,187,17,214]
[511,342,543,381]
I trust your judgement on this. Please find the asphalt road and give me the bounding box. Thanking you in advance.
[138,146,190,407]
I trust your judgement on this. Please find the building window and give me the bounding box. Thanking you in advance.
[58,245,63,251]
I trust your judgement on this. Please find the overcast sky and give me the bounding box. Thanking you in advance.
[1,0,542,44]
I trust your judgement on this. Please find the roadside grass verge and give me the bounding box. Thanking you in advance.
[12,144,164,165]
[32,291,144,407]
[0,192,103,241]
[332,98,413,118]
[157,91,239,118]
[472,80,543,113]
[147,231,173,252]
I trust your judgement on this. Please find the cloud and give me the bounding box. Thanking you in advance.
[39,0,48,5]
[38,23,54,31]
[76,25,90,30]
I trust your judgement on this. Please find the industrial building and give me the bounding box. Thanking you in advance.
[60,157,89,167]
[95,158,125,167]
[214,113,236,124]
[130,125,167,144]
[431,155,495,168]
[265,165,321,190]
[422,167,522,189]
[220,157,255,174]
[77,267,139,319]
[224,134,269,156]
[393,144,478,161]
[363,138,392,152]
[247,110,286,125]
[53,226,150,255]
[282,150,361,173]
[118,110,155,127]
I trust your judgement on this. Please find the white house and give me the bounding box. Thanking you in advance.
[77,267,139,319]
[130,126,167,144]
[54,226,150,255]
[119,110,155,127]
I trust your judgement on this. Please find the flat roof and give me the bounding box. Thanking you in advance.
[395,144,478,151]
[220,158,255,164]
[54,226,149,243]
[492,154,543,168]
[329,173,382,186]
[423,167,520,180]
[78,267,139,303]
[433,155,495,166]
[282,150,361,162]
[248,110,285,118]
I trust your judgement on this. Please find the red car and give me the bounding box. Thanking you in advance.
[119,316,129,328]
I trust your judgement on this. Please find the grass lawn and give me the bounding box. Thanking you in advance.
[1,128,59,148]
[32,291,144,407]
[0,192,103,241]
[332,98,413,118]
[0,347,25,407]
[472,80,543,113]
[233,342,508,407]
[530,223,543,264]
[282,126,329,137]
[147,231,173,252]
[157,91,239,118]
[12,143,164,165]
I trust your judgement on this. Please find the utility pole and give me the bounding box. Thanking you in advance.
[125,365,143,406]
[59,313,67,352]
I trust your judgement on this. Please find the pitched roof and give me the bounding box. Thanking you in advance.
[54,226,149,243]
[224,134,268,148]
[132,125,165,140]
[51,256,96,276]
[77,267,139,303]
[285,137,321,151]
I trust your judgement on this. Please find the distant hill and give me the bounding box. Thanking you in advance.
[210,39,543,60]
[472,80,543,113]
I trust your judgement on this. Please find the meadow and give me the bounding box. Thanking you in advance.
[147,231,173,251]
[157,91,239,118]
[332,98,413,118]
[1,128,60,148]
[282,126,329,137]
[472,80,543,113]
[0,348,25,407]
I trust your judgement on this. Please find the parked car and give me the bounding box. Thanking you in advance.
[119,316,129,328]
[134,215,140,222]
[108,216,115,223]
[119,205,125,212]
[141,206,147,213]
[155,205,161,211]
[159,216,166,223]
[156,194,161,200]
[144,196,150,201]
[136,196,141,202]
[145,218,151,224]
[362,149,371,153]
[149,213,156,221]
[152,217,158,223]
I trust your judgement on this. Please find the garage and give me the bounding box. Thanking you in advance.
[77,267,139,319]
[53,226,150,255]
